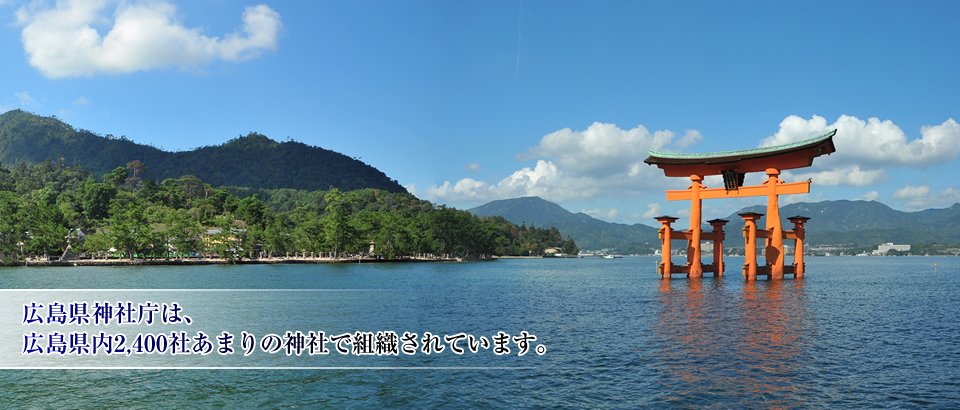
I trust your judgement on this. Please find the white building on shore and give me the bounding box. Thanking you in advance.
[872,243,910,255]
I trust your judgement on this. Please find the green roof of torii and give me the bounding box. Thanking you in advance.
[646,129,836,161]
[644,129,837,177]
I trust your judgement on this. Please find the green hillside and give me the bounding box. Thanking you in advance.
[0,109,404,192]
[469,196,659,252]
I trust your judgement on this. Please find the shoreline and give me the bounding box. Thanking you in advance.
[6,256,498,267]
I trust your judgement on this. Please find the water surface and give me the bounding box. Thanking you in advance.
[1,257,957,408]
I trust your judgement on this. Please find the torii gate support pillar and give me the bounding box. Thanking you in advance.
[656,216,679,279]
[740,212,763,281]
[686,175,705,278]
[764,168,785,279]
[788,216,810,278]
[708,219,728,277]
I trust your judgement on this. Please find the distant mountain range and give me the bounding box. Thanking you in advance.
[470,196,960,252]
[719,200,960,247]
[469,197,659,252]
[0,109,405,192]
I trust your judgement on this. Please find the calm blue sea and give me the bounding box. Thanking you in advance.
[1,257,958,408]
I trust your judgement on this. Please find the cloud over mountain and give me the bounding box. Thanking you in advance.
[426,115,960,213]
[426,122,697,204]
[891,184,960,211]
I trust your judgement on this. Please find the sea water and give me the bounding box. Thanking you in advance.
[1,257,958,408]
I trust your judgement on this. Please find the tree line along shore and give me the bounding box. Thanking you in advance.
[0,159,578,265]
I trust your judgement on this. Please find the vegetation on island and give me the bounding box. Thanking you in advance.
[0,158,578,263]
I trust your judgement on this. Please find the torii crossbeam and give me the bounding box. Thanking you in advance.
[645,130,836,280]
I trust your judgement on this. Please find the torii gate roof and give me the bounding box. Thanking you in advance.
[644,129,836,177]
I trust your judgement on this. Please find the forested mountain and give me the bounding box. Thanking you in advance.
[0,109,404,192]
[470,197,659,253]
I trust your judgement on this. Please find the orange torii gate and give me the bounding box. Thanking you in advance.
[644,130,836,280]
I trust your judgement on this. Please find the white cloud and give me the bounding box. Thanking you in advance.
[17,1,282,78]
[404,183,419,196]
[856,191,881,202]
[785,165,889,187]
[674,129,703,149]
[428,123,695,204]
[640,203,662,219]
[891,184,930,199]
[517,122,692,177]
[74,96,91,106]
[891,184,960,211]
[466,162,481,173]
[15,91,37,106]
[582,208,620,221]
[761,115,960,187]
[429,160,565,203]
[780,193,810,206]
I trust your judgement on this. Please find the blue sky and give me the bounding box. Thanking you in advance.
[1,1,958,227]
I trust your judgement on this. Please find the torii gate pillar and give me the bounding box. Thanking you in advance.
[764,168,785,279]
[656,216,678,279]
[687,174,704,278]
[788,216,810,278]
[740,212,763,281]
[708,218,728,277]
